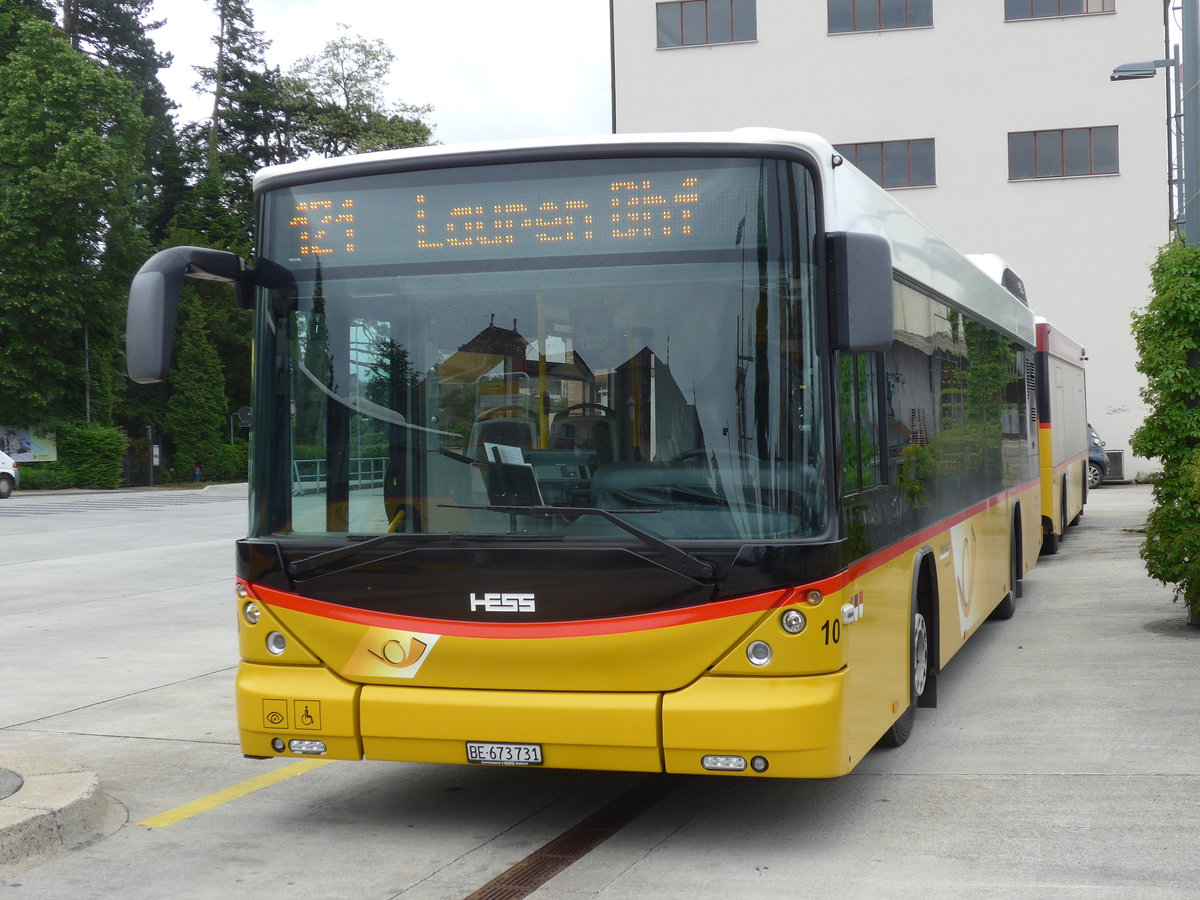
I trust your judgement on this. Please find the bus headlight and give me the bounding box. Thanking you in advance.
[266,632,287,655]
[746,640,772,666]
[242,602,262,625]
[780,609,807,634]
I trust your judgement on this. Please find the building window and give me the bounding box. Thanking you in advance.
[1007,127,1118,179]
[657,0,757,48]
[828,0,933,33]
[835,139,936,188]
[1005,0,1114,20]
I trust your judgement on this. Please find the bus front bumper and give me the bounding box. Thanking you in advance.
[237,663,849,778]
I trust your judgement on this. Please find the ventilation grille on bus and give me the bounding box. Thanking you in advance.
[1002,269,1028,305]
[1026,358,1038,426]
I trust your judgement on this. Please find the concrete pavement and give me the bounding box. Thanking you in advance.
[2,481,1198,894]
[0,482,246,877]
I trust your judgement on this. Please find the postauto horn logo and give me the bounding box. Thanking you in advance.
[347,630,440,679]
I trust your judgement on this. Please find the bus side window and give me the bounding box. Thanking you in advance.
[839,352,883,492]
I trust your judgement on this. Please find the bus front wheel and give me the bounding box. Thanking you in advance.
[879,607,928,748]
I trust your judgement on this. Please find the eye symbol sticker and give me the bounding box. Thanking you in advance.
[262,698,289,729]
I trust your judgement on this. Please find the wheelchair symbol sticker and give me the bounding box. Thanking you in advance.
[293,700,321,730]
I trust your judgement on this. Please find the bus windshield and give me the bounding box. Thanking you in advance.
[251,155,827,542]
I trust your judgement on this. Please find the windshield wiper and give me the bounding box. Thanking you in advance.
[441,504,719,582]
[287,532,410,578]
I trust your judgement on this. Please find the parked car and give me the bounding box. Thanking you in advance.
[0,449,17,499]
[1087,424,1108,489]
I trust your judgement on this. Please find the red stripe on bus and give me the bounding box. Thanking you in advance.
[247,477,1039,639]
[844,475,1038,581]
[246,578,840,639]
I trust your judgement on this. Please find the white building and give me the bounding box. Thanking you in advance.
[610,1,1170,479]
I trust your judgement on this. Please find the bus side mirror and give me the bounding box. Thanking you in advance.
[126,246,248,384]
[828,231,894,352]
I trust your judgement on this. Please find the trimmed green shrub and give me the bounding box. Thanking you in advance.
[19,424,127,490]
[59,423,127,488]
[1131,240,1200,624]
[15,462,72,490]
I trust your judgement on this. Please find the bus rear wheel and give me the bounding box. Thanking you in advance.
[990,524,1020,621]
[879,608,928,748]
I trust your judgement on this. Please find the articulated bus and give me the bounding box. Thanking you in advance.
[128,130,1057,778]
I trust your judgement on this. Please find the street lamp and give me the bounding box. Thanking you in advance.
[1111,1,1200,247]
[1111,58,1175,80]
[1111,54,1183,236]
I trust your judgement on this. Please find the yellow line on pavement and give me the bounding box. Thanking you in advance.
[136,759,333,828]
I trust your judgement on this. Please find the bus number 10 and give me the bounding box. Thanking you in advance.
[821,618,841,645]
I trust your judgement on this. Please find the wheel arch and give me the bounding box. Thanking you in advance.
[1011,500,1024,586]
[911,547,939,708]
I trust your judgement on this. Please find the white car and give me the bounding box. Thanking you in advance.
[0,449,18,499]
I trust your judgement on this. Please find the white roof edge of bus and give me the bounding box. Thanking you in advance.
[251,128,839,190]
[817,139,1036,346]
[254,127,1036,346]
[965,253,1010,284]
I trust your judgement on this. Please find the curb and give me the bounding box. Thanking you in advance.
[0,754,124,877]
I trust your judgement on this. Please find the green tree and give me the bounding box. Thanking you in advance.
[58,0,186,246]
[0,17,148,426]
[177,0,271,256]
[287,25,433,158]
[1131,240,1200,624]
[162,0,267,457]
[0,1,54,58]
[165,292,232,481]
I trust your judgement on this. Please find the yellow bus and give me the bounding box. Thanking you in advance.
[128,130,1051,777]
[1034,317,1089,554]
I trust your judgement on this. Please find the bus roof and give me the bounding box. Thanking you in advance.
[254,129,1036,346]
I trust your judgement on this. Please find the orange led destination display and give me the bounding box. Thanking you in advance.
[269,159,764,267]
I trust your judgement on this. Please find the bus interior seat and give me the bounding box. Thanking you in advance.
[466,408,539,461]
[549,403,618,464]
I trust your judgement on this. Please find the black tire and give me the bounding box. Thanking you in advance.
[879,607,929,748]
[990,526,1019,620]
[0,476,12,499]
[1041,525,1060,555]
[1088,462,1104,489]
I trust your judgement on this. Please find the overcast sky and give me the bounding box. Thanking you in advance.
[149,0,613,146]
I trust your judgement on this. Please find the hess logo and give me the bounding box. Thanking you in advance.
[470,592,536,613]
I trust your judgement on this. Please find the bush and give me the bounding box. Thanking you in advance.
[16,462,73,490]
[1131,240,1200,624]
[60,424,127,488]
[19,424,127,490]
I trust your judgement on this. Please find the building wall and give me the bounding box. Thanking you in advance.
[612,1,1170,477]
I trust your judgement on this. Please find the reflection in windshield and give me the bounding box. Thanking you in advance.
[256,159,826,543]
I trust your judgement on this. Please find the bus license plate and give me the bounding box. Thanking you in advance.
[466,741,543,766]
